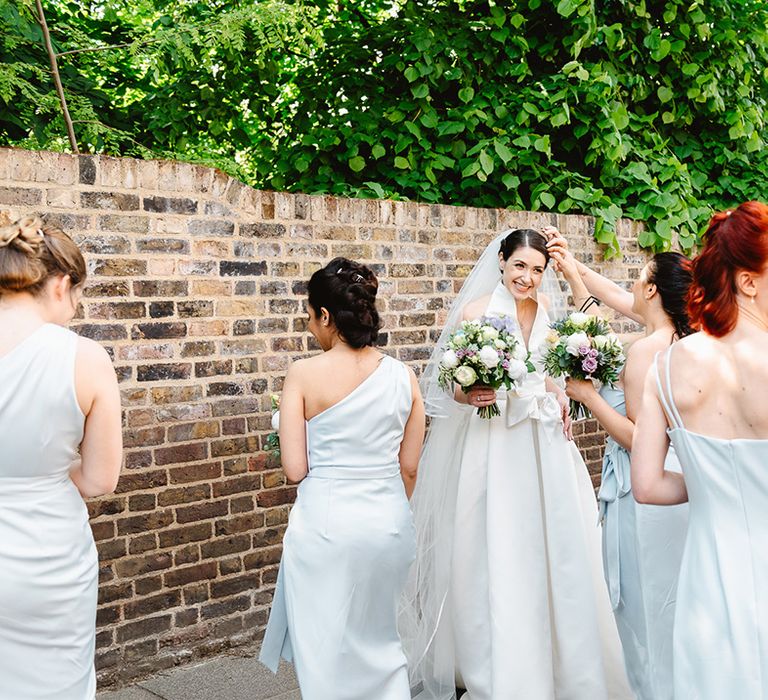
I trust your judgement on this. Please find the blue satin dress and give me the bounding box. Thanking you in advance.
[597,384,688,700]
[260,355,416,700]
[655,346,768,699]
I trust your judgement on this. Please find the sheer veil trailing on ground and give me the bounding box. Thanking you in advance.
[399,230,567,699]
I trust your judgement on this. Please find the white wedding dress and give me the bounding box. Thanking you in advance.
[404,282,632,700]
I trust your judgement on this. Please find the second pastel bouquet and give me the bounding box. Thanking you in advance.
[438,315,534,418]
[541,312,625,419]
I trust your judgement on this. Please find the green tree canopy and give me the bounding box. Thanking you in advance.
[3,0,768,253]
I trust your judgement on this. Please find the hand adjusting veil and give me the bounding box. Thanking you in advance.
[399,230,567,700]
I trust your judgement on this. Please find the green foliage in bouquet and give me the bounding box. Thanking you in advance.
[541,312,624,418]
[437,315,534,419]
[264,393,280,467]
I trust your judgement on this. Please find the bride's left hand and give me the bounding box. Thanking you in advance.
[555,390,573,440]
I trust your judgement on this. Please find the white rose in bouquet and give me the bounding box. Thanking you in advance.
[478,345,500,368]
[494,338,507,350]
[592,334,609,350]
[440,349,460,369]
[565,331,590,356]
[271,410,280,432]
[512,342,528,361]
[506,359,528,382]
[454,365,478,387]
[568,312,590,327]
[480,325,499,342]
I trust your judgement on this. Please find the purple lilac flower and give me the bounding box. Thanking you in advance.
[588,349,598,359]
[579,345,591,356]
[582,356,598,374]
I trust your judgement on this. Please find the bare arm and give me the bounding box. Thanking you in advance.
[546,230,641,322]
[70,338,123,498]
[565,378,634,450]
[399,368,426,499]
[279,362,309,483]
[631,365,688,505]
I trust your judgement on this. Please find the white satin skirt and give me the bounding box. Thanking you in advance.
[451,393,632,699]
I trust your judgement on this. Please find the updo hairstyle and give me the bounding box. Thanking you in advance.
[0,216,86,296]
[688,201,768,336]
[499,229,550,267]
[647,252,694,339]
[307,257,381,348]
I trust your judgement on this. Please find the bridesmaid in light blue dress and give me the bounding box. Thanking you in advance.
[260,257,425,700]
[0,217,122,700]
[633,201,768,699]
[548,230,691,699]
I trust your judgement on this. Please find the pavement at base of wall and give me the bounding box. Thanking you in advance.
[96,647,299,700]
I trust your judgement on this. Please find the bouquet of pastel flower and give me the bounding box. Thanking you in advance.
[438,315,534,419]
[264,393,281,465]
[541,312,624,419]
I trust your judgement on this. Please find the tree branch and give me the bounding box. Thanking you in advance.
[35,0,79,153]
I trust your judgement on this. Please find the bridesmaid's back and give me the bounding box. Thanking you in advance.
[0,324,83,479]
[306,355,412,473]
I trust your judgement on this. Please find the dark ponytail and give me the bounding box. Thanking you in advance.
[648,252,693,339]
[307,257,381,348]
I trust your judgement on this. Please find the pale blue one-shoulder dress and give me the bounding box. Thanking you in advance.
[654,345,768,699]
[260,354,416,700]
[597,384,688,699]
[0,324,96,699]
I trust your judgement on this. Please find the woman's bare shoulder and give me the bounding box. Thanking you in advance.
[462,294,491,321]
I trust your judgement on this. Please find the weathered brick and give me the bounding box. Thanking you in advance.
[131,322,187,340]
[81,191,140,210]
[154,443,209,466]
[0,186,42,205]
[219,261,267,276]
[164,562,218,588]
[143,195,198,214]
[137,363,192,382]
[116,615,172,643]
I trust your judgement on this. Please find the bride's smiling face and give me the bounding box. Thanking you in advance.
[499,245,547,300]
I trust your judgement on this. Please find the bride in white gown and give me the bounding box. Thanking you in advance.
[400,229,631,700]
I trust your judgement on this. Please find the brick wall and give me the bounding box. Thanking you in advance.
[0,147,650,688]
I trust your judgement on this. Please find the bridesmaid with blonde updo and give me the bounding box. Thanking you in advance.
[0,217,122,699]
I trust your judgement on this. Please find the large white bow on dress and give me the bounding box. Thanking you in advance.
[505,387,563,444]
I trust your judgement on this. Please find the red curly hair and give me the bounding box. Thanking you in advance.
[689,201,768,337]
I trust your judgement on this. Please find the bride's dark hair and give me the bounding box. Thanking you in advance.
[307,257,381,348]
[499,229,550,268]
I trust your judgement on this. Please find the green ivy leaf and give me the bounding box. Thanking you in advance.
[348,156,365,172]
[539,192,556,209]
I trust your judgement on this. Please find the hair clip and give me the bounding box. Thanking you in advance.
[337,268,343,274]
[353,273,365,283]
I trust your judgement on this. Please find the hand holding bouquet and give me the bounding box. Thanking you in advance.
[541,312,624,419]
[438,315,534,418]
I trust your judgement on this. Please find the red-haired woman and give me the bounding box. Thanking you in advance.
[632,201,768,699]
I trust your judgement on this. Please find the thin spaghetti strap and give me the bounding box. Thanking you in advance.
[663,344,685,430]
[654,351,679,429]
